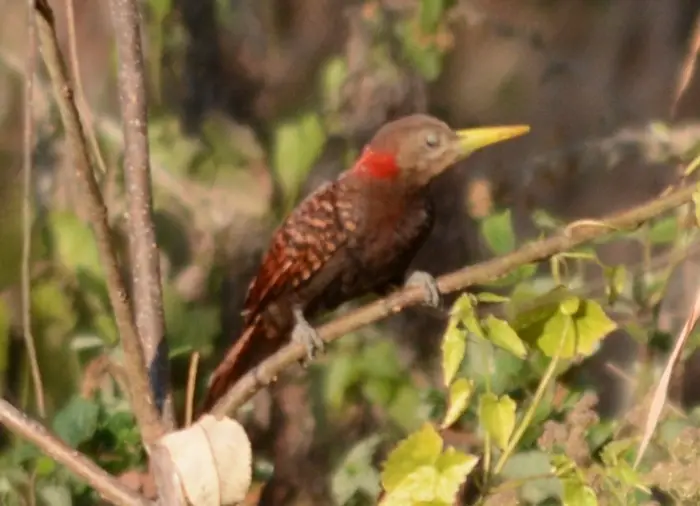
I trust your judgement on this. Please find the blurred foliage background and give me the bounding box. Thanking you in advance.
[3,0,700,504]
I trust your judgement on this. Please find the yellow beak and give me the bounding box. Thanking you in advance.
[455,125,530,157]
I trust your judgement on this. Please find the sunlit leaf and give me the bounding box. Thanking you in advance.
[441,378,474,429]
[562,478,598,506]
[476,292,510,303]
[512,289,616,358]
[379,466,439,506]
[559,296,580,316]
[478,393,516,451]
[434,447,478,503]
[480,209,516,255]
[381,423,442,493]
[482,315,527,359]
[441,322,467,386]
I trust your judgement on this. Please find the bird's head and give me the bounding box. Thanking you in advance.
[352,114,530,187]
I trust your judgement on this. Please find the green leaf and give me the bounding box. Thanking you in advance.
[32,281,77,337]
[482,315,527,359]
[379,466,439,506]
[476,292,510,303]
[441,322,467,386]
[604,265,626,304]
[559,296,580,316]
[647,216,678,245]
[381,423,442,493]
[478,393,516,451]
[441,378,474,429]
[513,290,617,358]
[48,211,103,279]
[562,478,598,506]
[480,209,516,255]
[331,435,382,505]
[434,448,478,503]
[272,112,327,209]
[52,396,99,448]
[419,0,445,33]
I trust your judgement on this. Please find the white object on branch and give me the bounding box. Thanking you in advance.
[152,415,253,505]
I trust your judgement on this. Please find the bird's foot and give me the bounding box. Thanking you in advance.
[291,307,324,367]
[405,270,442,309]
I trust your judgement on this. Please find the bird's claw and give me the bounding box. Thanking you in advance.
[292,308,324,367]
[405,271,442,309]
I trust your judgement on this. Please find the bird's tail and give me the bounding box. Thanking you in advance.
[198,319,280,416]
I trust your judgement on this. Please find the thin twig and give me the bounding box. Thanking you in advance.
[64,0,109,177]
[185,351,200,427]
[0,400,152,506]
[211,181,700,416]
[106,0,174,428]
[33,0,166,445]
[22,0,45,418]
[671,13,700,117]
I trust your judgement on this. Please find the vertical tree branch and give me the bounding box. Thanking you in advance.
[0,400,152,506]
[22,0,45,418]
[33,0,166,445]
[106,0,174,427]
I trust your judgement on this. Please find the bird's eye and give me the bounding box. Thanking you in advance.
[425,133,440,148]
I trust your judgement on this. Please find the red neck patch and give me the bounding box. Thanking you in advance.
[351,146,400,180]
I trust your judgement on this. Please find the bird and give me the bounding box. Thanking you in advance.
[200,114,529,413]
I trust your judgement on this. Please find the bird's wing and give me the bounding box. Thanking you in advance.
[242,181,351,324]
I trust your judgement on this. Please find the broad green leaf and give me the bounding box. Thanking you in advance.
[559,296,580,316]
[48,211,103,279]
[381,423,442,493]
[513,290,616,358]
[480,209,515,255]
[482,315,527,359]
[441,322,467,386]
[441,378,474,428]
[449,294,474,322]
[562,478,598,506]
[379,466,439,506]
[476,292,510,303]
[434,448,478,503]
[52,396,99,448]
[478,393,516,451]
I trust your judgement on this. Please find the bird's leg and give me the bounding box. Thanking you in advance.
[291,307,325,366]
[405,270,442,309]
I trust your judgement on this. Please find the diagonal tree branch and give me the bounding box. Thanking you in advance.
[106,0,174,428]
[210,180,700,416]
[33,0,166,445]
[0,400,152,506]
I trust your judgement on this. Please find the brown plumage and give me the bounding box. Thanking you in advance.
[200,114,529,413]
